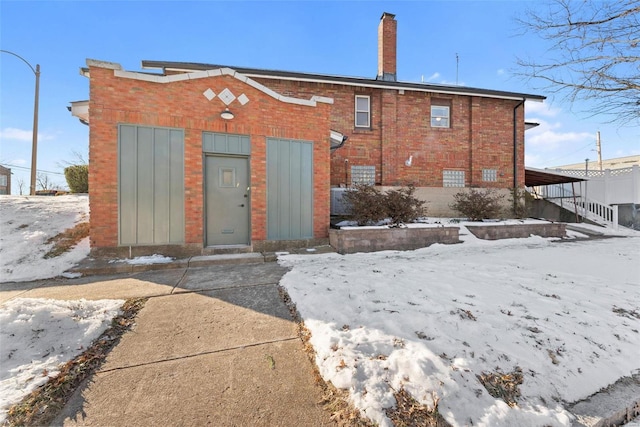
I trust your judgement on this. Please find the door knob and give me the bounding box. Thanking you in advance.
[239,204,245,207]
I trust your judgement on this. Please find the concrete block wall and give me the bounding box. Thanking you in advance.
[466,223,566,240]
[329,226,460,254]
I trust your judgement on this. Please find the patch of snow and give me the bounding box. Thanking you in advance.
[0,298,124,424]
[123,254,174,265]
[278,235,640,426]
[61,272,83,279]
[0,195,90,283]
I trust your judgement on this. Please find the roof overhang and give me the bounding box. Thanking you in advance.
[525,121,540,131]
[67,100,89,125]
[525,167,588,187]
[141,60,546,103]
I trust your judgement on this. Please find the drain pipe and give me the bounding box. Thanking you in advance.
[513,99,525,214]
[513,99,525,189]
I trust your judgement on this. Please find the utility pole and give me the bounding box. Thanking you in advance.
[1,50,40,195]
[596,131,603,171]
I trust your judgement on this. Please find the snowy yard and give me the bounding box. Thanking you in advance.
[0,195,90,283]
[279,230,640,426]
[0,195,124,423]
[1,194,639,426]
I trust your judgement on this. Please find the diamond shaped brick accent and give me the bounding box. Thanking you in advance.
[218,88,236,105]
[238,93,249,105]
[203,88,216,101]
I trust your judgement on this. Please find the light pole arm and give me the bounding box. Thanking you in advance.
[1,50,40,195]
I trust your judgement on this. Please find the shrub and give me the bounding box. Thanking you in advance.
[64,164,88,193]
[384,185,427,224]
[450,188,504,221]
[343,184,427,225]
[342,184,387,225]
[508,187,533,218]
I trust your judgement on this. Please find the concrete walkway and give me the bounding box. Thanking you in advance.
[1,263,335,426]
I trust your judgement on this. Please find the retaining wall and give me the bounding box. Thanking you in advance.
[329,227,460,254]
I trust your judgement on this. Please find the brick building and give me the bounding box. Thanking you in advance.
[0,165,11,195]
[72,12,544,256]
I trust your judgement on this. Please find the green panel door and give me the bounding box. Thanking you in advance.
[205,156,250,245]
[266,138,313,240]
[119,125,184,246]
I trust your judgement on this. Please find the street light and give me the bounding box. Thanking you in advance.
[1,50,40,195]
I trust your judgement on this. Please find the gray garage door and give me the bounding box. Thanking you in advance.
[266,138,313,240]
[118,125,184,246]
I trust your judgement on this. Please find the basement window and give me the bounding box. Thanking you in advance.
[355,95,371,128]
[482,169,498,182]
[443,170,465,187]
[351,165,375,185]
[431,100,451,128]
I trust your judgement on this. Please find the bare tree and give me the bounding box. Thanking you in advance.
[17,177,25,195]
[36,172,61,191]
[516,0,640,125]
[56,150,88,168]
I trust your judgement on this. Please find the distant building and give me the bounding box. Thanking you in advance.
[0,165,11,195]
[553,155,640,171]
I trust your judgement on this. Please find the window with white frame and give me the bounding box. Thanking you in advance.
[355,95,370,128]
[482,169,498,182]
[443,170,465,187]
[431,102,450,128]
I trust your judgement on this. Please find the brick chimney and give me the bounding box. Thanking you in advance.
[377,12,397,81]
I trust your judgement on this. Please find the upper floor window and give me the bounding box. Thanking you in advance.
[431,101,450,128]
[355,95,370,128]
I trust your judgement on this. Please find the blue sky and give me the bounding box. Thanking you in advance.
[1,1,638,194]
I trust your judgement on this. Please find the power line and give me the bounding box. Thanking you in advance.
[0,163,64,175]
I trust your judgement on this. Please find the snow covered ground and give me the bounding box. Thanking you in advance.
[0,195,90,282]
[0,195,125,423]
[0,298,124,423]
[279,226,640,426]
[1,195,639,426]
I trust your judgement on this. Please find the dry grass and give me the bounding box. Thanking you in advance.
[277,285,375,426]
[43,222,90,259]
[5,298,147,427]
[476,367,524,407]
[384,387,452,427]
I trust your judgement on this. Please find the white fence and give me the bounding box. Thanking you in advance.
[542,165,639,205]
[532,165,640,229]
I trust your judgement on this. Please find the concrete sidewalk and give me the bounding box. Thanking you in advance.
[2,263,335,426]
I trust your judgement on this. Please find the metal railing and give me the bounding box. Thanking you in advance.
[541,191,619,230]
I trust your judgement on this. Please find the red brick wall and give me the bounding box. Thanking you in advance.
[88,66,330,250]
[253,77,526,189]
[378,13,397,79]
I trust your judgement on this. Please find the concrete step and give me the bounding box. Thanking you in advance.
[566,223,606,237]
[66,252,268,277]
[189,253,265,267]
[201,245,253,255]
[569,374,640,427]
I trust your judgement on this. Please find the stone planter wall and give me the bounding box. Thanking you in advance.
[329,227,460,255]
[465,223,566,240]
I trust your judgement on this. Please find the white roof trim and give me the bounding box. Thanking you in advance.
[243,73,537,102]
[85,60,333,107]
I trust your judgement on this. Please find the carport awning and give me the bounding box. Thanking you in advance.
[525,167,587,187]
